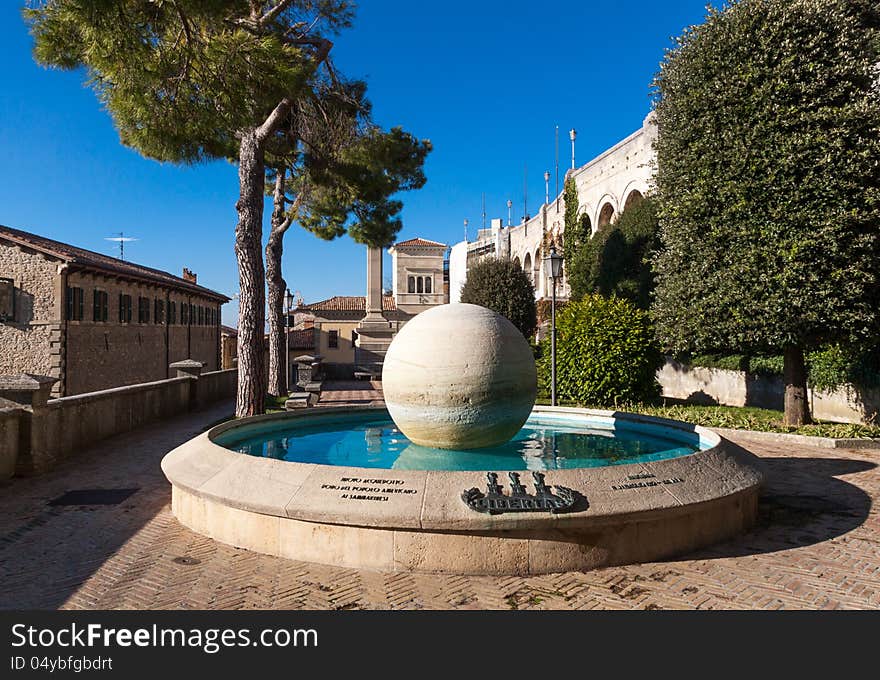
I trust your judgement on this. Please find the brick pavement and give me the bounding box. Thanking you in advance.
[0,382,878,610]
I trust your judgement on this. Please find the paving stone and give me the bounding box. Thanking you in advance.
[0,381,878,610]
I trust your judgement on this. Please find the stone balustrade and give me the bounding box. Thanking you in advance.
[0,362,237,479]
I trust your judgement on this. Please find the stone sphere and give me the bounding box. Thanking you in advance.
[383,303,537,450]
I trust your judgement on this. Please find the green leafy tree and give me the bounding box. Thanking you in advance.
[263,81,429,396]
[460,258,537,339]
[25,1,367,417]
[539,294,663,406]
[652,0,880,426]
[569,197,659,308]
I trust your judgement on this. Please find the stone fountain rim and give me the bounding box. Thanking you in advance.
[161,405,763,534]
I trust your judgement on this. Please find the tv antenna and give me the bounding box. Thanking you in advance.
[105,232,138,260]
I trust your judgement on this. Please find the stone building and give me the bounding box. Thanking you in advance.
[449,112,657,303]
[291,294,407,377]
[220,325,238,370]
[0,225,229,396]
[388,238,449,314]
[289,235,450,377]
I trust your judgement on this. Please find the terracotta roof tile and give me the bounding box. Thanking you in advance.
[294,295,396,312]
[0,224,229,301]
[392,237,447,248]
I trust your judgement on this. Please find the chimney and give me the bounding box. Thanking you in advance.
[182,267,197,283]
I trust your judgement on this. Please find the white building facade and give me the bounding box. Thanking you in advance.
[449,112,657,300]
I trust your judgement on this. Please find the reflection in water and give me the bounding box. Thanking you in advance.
[218,417,698,471]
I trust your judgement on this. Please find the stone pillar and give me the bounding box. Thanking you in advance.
[364,246,385,323]
[0,374,58,476]
[170,359,204,379]
[356,246,395,377]
[170,359,203,410]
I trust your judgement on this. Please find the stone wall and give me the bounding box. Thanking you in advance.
[0,242,62,390]
[658,360,879,425]
[3,367,237,476]
[0,407,20,480]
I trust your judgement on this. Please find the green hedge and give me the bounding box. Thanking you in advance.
[682,345,880,391]
[539,294,663,406]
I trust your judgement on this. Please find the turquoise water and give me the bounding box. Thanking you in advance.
[215,412,702,471]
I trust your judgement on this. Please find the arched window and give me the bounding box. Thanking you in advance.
[523,253,532,283]
[408,276,415,293]
[425,276,432,294]
[416,277,423,293]
[623,190,644,212]
[598,203,615,227]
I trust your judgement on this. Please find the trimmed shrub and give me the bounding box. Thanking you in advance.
[460,257,537,338]
[569,197,659,309]
[540,294,663,406]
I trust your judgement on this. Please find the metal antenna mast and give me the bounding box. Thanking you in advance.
[105,232,138,261]
[481,193,486,231]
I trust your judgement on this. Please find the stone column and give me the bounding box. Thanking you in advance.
[0,374,58,475]
[363,246,385,323]
[356,246,394,377]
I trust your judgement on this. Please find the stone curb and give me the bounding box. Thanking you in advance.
[711,427,880,450]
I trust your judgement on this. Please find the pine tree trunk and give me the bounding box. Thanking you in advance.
[266,171,291,398]
[783,344,811,427]
[234,129,268,417]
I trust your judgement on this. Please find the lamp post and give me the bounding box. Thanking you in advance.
[544,244,564,406]
[544,170,550,205]
[506,199,512,227]
[285,288,294,394]
[569,128,577,170]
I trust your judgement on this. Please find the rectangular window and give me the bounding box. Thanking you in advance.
[407,276,415,294]
[138,296,150,324]
[168,300,176,325]
[118,294,132,323]
[198,305,204,326]
[66,286,84,321]
[154,298,165,324]
[93,290,108,322]
[328,330,338,349]
[181,302,188,325]
[0,277,13,322]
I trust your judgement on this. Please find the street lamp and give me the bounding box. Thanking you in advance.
[544,243,564,406]
[285,288,294,394]
[544,170,550,205]
[506,199,512,227]
[569,128,577,170]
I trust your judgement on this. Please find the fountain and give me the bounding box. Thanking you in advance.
[162,304,762,575]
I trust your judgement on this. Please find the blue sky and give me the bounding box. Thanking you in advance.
[0,1,713,326]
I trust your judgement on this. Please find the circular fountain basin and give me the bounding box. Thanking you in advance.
[161,406,763,575]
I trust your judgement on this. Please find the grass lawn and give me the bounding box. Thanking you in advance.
[535,398,880,439]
